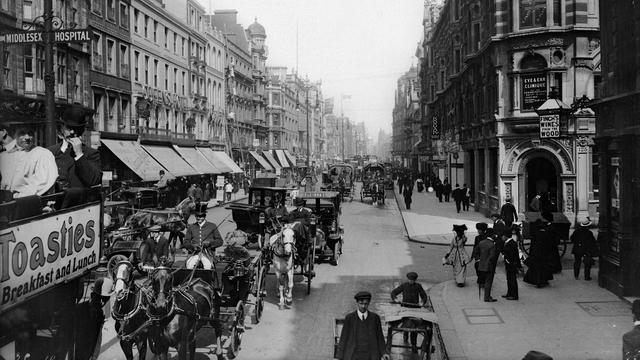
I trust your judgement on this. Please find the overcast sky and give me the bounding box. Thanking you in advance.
[206,0,424,137]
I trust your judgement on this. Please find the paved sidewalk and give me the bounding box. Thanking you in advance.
[392,182,631,360]
[394,184,488,245]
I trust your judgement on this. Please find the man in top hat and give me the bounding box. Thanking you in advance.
[140,225,171,267]
[48,105,101,208]
[336,291,389,360]
[501,225,522,300]
[390,272,428,352]
[183,203,223,269]
[500,196,518,226]
[472,223,499,302]
[570,218,598,280]
[624,300,640,360]
[473,222,489,287]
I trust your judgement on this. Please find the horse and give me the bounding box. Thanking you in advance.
[112,260,150,360]
[269,227,296,309]
[145,267,223,360]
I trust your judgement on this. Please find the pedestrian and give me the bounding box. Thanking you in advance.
[435,180,443,202]
[541,211,562,274]
[74,277,114,360]
[500,196,518,226]
[529,193,541,212]
[403,185,413,210]
[336,291,390,360]
[140,225,171,267]
[623,300,640,360]
[390,272,428,353]
[224,180,233,203]
[452,184,464,213]
[490,213,508,252]
[194,183,203,204]
[444,224,469,286]
[472,224,498,302]
[187,183,196,201]
[48,105,102,208]
[570,218,598,280]
[501,225,522,300]
[443,178,452,202]
[523,219,553,288]
[397,173,405,194]
[462,183,471,211]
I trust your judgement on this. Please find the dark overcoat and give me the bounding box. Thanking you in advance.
[336,310,386,360]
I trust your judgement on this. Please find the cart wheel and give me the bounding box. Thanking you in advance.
[251,265,265,324]
[227,301,245,359]
[518,235,531,255]
[332,240,342,266]
[107,254,128,278]
[307,243,315,295]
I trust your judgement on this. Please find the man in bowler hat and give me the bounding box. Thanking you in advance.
[623,300,640,360]
[336,291,389,360]
[48,105,101,208]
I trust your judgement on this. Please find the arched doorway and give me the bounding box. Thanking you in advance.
[525,156,560,212]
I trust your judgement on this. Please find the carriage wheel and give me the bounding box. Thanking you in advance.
[518,235,531,255]
[306,240,315,295]
[107,254,128,278]
[227,301,245,359]
[332,240,342,266]
[251,264,266,324]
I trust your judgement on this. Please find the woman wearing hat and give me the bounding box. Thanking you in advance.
[445,224,470,287]
[569,218,597,280]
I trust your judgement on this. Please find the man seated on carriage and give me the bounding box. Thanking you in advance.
[140,224,171,268]
[182,203,223,270]
[286,197,314,259]
[264,192,289,230]
[220,231,252,304]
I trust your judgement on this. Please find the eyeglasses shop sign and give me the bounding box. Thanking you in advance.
[539,114,560,138]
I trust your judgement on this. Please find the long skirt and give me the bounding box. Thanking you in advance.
[450,246,468,285]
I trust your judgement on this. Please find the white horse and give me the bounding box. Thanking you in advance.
[269,227,296,310]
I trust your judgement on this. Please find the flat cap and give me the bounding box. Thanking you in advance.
[633,299,640,317]
[406,272,418,280]
[475,222,488,231]
[354,291,372,301]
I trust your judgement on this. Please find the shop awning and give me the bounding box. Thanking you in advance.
[249,151,274,171]
[211,151,243,173]
[142,145,198,177]
[274,149,290,168]
[173,145,222,174]
[100,139,168,181]
[261,151,282,171]
[198,147,233,173]
[284,150,297,167]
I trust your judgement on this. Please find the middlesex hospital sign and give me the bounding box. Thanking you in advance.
[0,204,101,311]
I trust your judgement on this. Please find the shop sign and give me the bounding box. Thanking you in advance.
[539,114,560,138]
[0,29,92,44]
[522,73,547,110]
[0,204,101,312]
[431,116,440,139]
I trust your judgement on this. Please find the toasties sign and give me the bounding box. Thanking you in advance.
[0,29,92,44]
[0,204,101,312]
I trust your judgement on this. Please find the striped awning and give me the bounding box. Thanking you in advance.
[100,139,168,181]
[274,149,290,168]
[173,145,222,174]
[142,145,198,177]
[261,151,282,171]
[284,150,297,167]
[249,151,274,171]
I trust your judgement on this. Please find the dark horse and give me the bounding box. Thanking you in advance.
[112,260,149,360]
[146,267,223,360]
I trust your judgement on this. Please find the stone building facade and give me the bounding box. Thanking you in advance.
[421,0,600,220]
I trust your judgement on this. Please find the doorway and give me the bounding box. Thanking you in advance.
[526,156,559,212]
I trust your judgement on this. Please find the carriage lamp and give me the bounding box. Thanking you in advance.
[259,213,265,224]
[233,260,247,278]
[331,220,336,232]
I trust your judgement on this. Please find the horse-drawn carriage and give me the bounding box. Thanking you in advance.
[321,164,355,202]
[111,235,267,359]
[297,191,345,265]
[516,212,571,258]
[360,163,387,204]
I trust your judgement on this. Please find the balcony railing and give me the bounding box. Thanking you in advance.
[138,126,196,141]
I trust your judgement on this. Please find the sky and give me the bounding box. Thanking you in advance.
[205,0,424,137]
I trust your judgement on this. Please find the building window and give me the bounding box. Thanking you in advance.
[134,50,139,81]
[153,21,158,43]
[174,34,178,53]
[144,15,148,38]
[520,0,547,29]
[591,145,599,200]
[91,0,102,16]
[24,47,34,91]
[164,28,168,48]
[92,33,103,70]
[153,60,158,87]
[182,39,185,57]
[454,49,461,73]
[120,44,129,78]
[36,46,44,90]
[164,64,169,90]
[144,55,149,84]
[174,68,178,92]
[182,71,186,95]
[56,51,66,85]
[106,0,115,21]
[120,2,129,28]
[73,57,81,100]
[3,49,11,87]
[472,22,481,51]
[133,9,138,33]
[106,39,115,74]
[121,99,129,127]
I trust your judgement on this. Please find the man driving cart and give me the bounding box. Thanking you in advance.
[390,271,428,353]
[183,202,223,269]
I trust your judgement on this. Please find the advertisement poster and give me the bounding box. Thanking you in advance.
[522,73,547,110]
[0,204,101,312]
[539,114,560,138]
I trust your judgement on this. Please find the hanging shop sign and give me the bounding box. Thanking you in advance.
[431,116,440,139]
[539,114,560,138]
[0,29,93,44]
[522,73,547,110]
[0,204,101,312]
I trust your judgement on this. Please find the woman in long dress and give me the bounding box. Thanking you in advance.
[445,224,470,287]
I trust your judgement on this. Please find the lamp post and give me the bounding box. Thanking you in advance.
[297,81,319,181]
